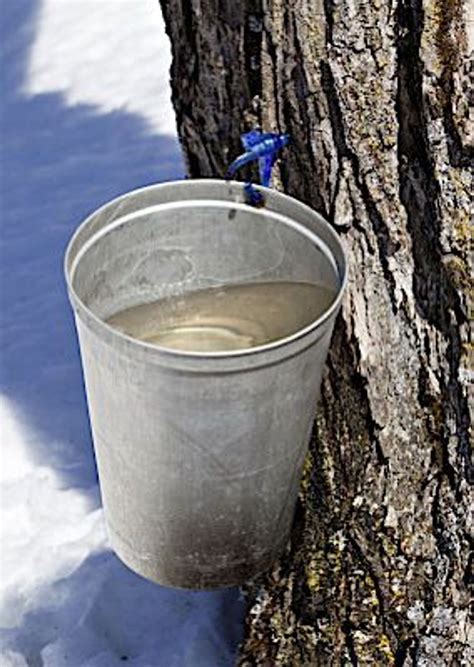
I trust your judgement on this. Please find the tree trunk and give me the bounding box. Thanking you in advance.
[159,1,472,663]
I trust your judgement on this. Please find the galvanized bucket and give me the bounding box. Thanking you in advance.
[65,180,347,589]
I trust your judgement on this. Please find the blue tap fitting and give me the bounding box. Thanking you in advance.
[226,129,290,206]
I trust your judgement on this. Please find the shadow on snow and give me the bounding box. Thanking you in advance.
[0,2,245,665]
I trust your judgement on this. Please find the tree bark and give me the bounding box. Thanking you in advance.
[159,1,472,664]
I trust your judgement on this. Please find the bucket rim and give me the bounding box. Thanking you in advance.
[64,179,348,363]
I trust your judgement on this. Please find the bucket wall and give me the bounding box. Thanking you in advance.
[65,180,347,589]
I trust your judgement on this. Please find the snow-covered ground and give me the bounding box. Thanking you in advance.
[24,0,177,136]
[0,1,244,664]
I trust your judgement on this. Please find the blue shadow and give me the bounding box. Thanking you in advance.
[0,0,182,489]
[0,1,245,664]
[1,552,245,666]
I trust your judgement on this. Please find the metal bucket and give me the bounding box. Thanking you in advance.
[65,180,347,589]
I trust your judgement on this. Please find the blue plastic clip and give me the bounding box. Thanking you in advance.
[226,129,290,206]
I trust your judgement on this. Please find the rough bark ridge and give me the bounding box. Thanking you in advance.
[159,0,472,663]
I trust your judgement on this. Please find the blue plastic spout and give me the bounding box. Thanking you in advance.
[226,130,290,188]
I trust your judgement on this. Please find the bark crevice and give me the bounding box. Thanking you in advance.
[396,0,471,485]
[320,59,399,313]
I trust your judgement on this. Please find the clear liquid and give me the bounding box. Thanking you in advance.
[106,281,337,353]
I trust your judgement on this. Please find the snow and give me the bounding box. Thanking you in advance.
[0,1,245,664]
[24,0,177,136]
[0,395,106,628]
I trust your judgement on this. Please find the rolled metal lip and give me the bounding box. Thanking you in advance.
[64,179,348,363]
